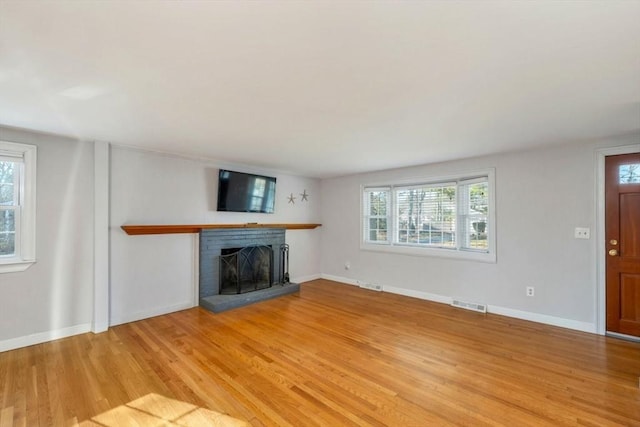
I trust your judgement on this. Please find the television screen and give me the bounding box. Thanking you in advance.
[217,169,277,213]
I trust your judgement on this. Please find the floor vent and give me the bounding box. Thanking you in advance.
[451,299,487,313]
[358,282,383,292]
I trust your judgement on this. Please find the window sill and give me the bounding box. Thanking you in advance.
[0,259,36,273]
[360,242,496,263]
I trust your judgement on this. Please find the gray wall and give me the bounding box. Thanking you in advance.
[320,136,639,331]
[0,122,636,349]
[0,126,94,346]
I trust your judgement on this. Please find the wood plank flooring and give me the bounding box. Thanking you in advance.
[1,279,639,426]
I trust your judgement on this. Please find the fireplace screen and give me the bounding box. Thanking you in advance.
[219,245,273,294]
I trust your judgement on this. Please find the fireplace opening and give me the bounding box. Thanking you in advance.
[219,245,273,295]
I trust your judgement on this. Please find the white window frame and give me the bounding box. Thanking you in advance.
[0,141,36,273]
[362,186,391,246]
[361,169,496,263]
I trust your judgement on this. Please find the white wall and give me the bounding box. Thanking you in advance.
[0,126,94,350]
[109,146,322,325]
[320,136,639,333]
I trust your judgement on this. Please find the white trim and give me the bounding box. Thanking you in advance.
[321,274,359,286]
[595,143,640,336]
[0,141,37,273]
[383,285,452,305]
[0,152,25,161]
[0,323,92,353]
[109,301,195,327]
[361,169,494,189]
[92,322,109,334]
[21,143,36,261]
[487,305,596,334]
[360,168,496,263]
[361,243,496,263]
[93,141,110,333]
[0,258,36,273]
[321,274,452,304]
[293,273,322,283]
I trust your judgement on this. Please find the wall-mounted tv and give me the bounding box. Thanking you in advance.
[217,169,277,213]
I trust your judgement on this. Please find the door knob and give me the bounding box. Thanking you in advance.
[610,239,618,245]
[609,249,618,256]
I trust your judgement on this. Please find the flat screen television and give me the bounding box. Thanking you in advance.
[217,169,277,213]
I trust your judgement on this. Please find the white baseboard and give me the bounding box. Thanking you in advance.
[109,301,195,327]
[91,322,109,334]
[320,274,359,286]
[383,285,452,305]
[292,273,322,284]
[487,305,596,334]
[0,323,92,353]
[319,275,596,334]
[321,274,452,305]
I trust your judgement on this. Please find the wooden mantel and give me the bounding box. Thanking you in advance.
[121,223,322,235]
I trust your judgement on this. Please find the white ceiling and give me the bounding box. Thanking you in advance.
[1,1,639,178]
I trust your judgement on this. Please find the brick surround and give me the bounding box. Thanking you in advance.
[199,228,286,299]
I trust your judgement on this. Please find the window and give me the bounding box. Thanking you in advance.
[619,164,640,184]
[363,187,389,243]
[0,141,36,273]
[362,169,495,262]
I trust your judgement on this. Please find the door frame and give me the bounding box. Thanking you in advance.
[595,144,640,335]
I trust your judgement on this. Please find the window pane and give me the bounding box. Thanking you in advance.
[396,186,456,246]
[619,164,640,184]
[377,193,386,216]
[367,218,388,242]
[0,161,15,205]
[0,209,15,256]
[0,161,14,184]
[460,181,489,250]
[368,191,387,216]
[0,233,15,256]
[364,189,390,243]
[0,183,14,205]
[369,229,387,241]
[1,209,15,231]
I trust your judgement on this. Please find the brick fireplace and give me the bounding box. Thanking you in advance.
[199,227,298,312]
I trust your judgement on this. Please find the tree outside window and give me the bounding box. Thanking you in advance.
[0,160,17,257]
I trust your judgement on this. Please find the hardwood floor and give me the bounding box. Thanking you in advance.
[1,279,639,426]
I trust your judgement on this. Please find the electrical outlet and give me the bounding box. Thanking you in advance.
[574,227,590,239]
[344,261,351,270]
[526,286,534,297]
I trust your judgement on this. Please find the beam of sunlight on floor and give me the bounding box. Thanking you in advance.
[75,393,249,427]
